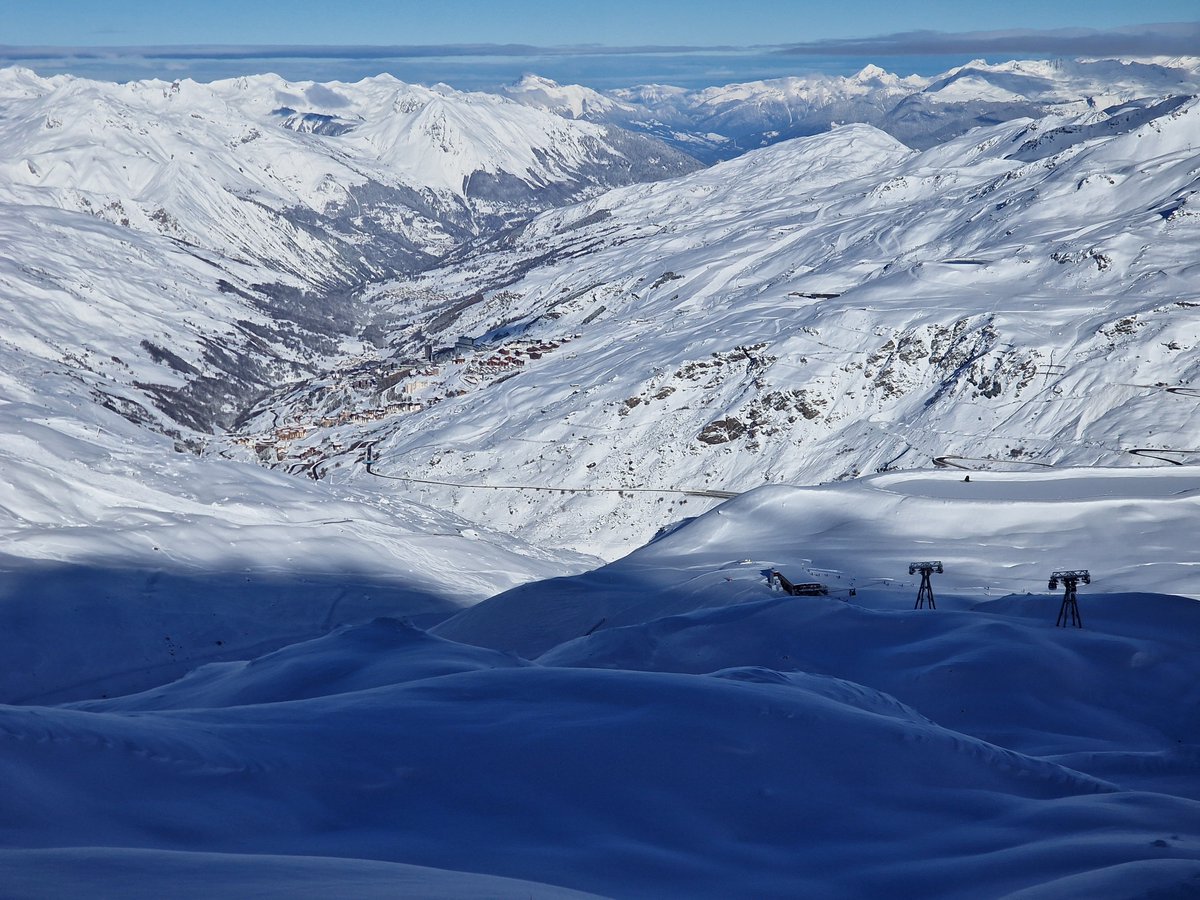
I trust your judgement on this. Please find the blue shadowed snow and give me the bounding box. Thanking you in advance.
[3,476,1199,897]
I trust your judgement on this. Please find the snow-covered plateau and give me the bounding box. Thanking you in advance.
[1,56,1199,898]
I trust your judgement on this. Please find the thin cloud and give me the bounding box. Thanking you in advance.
[779,22,1200,58]
[0,43,739,62]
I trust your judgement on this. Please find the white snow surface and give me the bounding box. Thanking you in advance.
[0,342,595,705]
[438,466,1200,654]
[0,847,605,900]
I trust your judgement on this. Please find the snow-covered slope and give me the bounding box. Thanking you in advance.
[0,66,700,433]
[433,467,1200,801]
[0,67,700,279]
[0,364,594,705]
[0,199,353,432]
[261,94,1199,556]
[3,474,1197,898]
[0,205,595,705]
[438,467,1200,655]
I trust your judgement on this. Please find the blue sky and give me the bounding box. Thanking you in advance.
[5,0,1198,47]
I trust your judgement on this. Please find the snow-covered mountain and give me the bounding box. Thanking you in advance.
[0,285,596,705]
[0,66,699,431]
[0,68,677,705]
[244,92,1200,556]
[500,73,635,120]
[5,58,1195,439]
[510,57,1200,158]
[0,67,700,274]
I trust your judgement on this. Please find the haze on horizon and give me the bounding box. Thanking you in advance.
[2,10,1197,89]
[6,0,1200,47]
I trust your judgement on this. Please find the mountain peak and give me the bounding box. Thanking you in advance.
[500,73,626,119]
[853,64,889,81]
[516,73,561,89]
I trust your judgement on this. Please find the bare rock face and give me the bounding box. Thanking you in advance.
[698,417,746,445]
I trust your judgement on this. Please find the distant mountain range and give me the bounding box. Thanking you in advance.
[0,66,698,430]
[502,57,1200,159]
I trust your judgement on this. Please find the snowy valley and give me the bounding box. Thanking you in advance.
[0,66,698,431]
[245,90,1200,556]
[1,54,1199,898]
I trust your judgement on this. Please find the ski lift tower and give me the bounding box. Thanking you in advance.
[908,561,943,610]
[1049,570,1090,627]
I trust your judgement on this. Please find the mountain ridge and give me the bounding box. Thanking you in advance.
[505,56,1200,158]
[0,65,700,432]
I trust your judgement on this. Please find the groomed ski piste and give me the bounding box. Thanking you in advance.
[2,464,1198,898]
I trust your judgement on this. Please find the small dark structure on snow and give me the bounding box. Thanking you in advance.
[769,570,828,596]
[1049,569,1090,628]
[909,561,943,609]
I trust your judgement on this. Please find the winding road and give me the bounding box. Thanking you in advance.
[1126,448,1200,466]
[934,449,1200,470]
